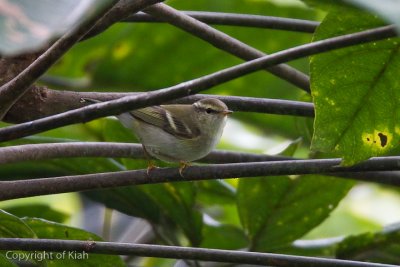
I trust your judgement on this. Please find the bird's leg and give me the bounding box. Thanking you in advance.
[179,161,191,178]
[142,144,156,175]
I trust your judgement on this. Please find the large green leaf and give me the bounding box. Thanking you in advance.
[22,218,125,267]
[336,223,400,264]
[237,175,353,251]
[0,0,115,55]
[310,9,400,165]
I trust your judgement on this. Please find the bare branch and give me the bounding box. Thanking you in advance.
[0,0,121,119]
[0,142,288,164]
[0,142,398,185]
[1,156,400,201]
[3,90,315,123]
[176,94,314,116]
[0,25,395,142]
[145,3,311,92]
[0,238,392,267]
[124,11,319,32]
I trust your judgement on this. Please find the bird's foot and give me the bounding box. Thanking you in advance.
[146,160,158,176]
[179,161,191,178]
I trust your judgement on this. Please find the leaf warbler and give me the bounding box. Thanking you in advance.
[83,98,232,175]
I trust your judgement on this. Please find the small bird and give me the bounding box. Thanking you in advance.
[82,98,232,175]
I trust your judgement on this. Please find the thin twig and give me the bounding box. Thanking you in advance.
[0,0,120,120]
[0,238,395,267]
[2,156,400,200]
[0,25,395,142]
[145,3,311,91]
[124,11,319,32]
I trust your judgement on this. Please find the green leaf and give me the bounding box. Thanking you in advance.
[0,210,36,238]
[22,218,125,267]
[336,223,400,264]
[310,8,400,165]
[237,176,353,251]
[4,204,68,223]
[0,211,38,266]
[201,224,248,250]
[0,0,115,55]
[142,182,203,246]
[346,0,400,31]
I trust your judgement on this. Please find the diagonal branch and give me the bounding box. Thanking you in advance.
[123,11,319,32]
[0,238,393,267]
[144,3,311,92]
[0,25,395,142]
[2,156,400,201]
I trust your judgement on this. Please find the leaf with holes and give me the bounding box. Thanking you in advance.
[237,175,353,251]
[310,9,400,165]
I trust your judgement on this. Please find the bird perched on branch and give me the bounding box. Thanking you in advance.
[82,97,232,176]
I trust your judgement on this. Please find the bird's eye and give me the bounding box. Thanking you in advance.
[206,108,213,114]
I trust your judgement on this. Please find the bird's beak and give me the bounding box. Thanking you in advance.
[222,110,233,116]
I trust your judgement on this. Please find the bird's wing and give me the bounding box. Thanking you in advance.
[129,106,200,139]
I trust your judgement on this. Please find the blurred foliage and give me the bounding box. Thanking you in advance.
[337,223,400,264]
[303,0,400,31]
[237,175,353,251]
[1,0,400,266]
[0,0,115,55]
[0,210,125,266]
[3,204,68,223]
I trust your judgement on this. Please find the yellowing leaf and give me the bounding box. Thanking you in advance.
[310,8,400,165]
